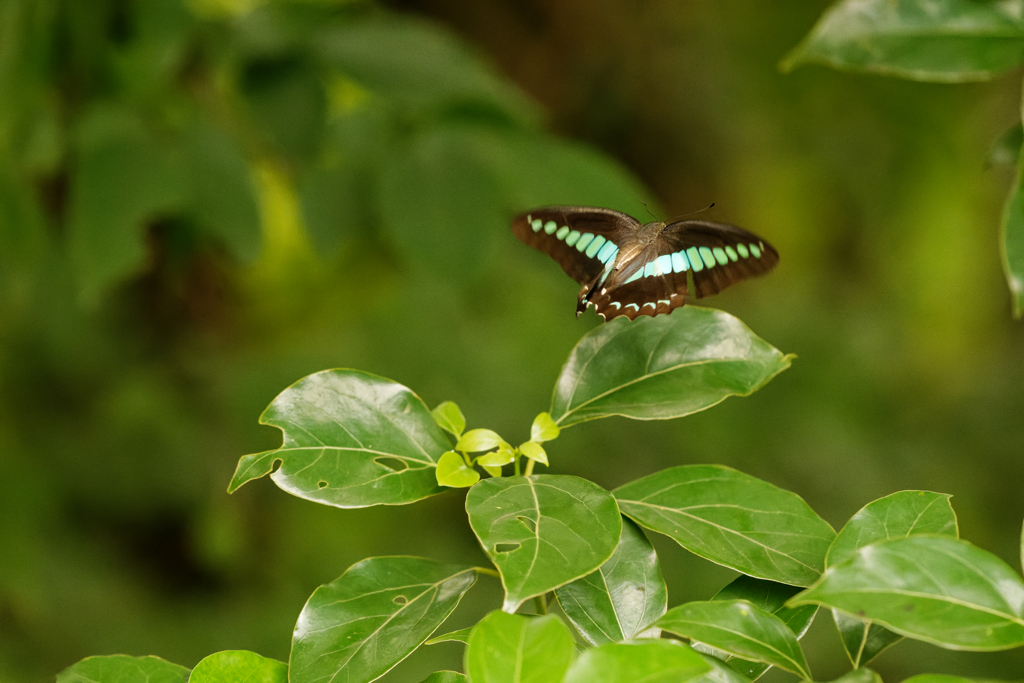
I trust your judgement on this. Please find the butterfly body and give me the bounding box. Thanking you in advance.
[512,206,778,321]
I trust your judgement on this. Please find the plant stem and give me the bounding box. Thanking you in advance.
[533,594,548,615]
[524,458,535,476]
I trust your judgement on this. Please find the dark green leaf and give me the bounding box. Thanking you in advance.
[426,626,474,645]
[437,451,480,488]
[781,0,1024,82]
[432,401,466,438]
[562,640,710,683]
[615,465,835,586]
[419,673,467,683]
[554,518,667,645]
[833,609,903,668]
[290,557,477,683]
[790,536,1024,650]
[466,475,622,612]
[188,651,286,683]
[657,600,811,679]
[464,611,575,683]
[56,655,189,683]
[1002,145,1024,317]
[241,58,326,162]
[228,370,449,507]
[550,308,791,427]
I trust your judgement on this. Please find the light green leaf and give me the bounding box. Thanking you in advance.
[228,370,449,507]
[437,451,480,488]
[188,651,286,683]
[464,612,575,683]
[550,308,791,427]
[656,600,811,680]
[432,401,467,438]
[419,673,467,683]
[790,536,1024,650]
[1002,129,1024,317]
[426,626,474,645]
[562,640,709,683]
[822,670,883,683]
[290,557,477,683]
[900,676,978,683]
[555,518,667,645]
[530,413,560,442]
[57,655,189,683]
[781,0,1024,82]
[517,441,548,466]
[466,475,622,613]
[615,465,835,587]
[457,428,506,453]
[693,653,750,683]
[476,446,515,468]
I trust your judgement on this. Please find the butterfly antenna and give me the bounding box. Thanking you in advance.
[640,201,657,219]
[666,202,715,223]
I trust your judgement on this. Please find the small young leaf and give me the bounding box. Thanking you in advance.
[457,428,505,453]
[790,536,1024,650]
[481,464,504,478]
[188,651,287,683]
[561,640,709,683]
[432,401,466,438]
[476,446,515,468]
[467,475,622,613]
[437,451,480,488]
[517,440,548,466]
[530,412,560,442]
[464,611,575,683]
[57,655,189,683]
[657,600,812,680]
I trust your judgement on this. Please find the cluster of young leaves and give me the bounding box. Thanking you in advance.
[781,0,1024,318]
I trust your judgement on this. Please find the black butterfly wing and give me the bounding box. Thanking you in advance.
[587,242,690,321]
[511,206,639,285]
[661,220,779,298]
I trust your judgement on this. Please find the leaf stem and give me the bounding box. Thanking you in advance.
[524,458,535,477]
[474,567,500,578]
[533,593,548,615]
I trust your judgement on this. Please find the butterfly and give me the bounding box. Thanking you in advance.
[512,206,778,321]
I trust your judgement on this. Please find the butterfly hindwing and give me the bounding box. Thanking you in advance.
[589,243,690,321]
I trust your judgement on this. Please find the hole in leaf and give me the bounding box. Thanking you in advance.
[393,595,408,605]
[494,543,521,554]
[317,481,329,489]
[375,457,408,472]
[517,516,537,534]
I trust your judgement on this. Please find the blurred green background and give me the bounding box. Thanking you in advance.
[1,0,1023,681]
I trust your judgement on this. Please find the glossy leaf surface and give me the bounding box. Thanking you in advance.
[1003,145,1024,317]
[615,465,835,586]
[791,536,1024,650]
[56,655,189,683]
[657,600,811,679]
[694,654,750,683]
[531,413,560,442]
[554,517,667,645]
[550,307,790,427]
[464,611,575,683]
[782,0,1024,82]
[437,451,480,488]
[432,401,466,437]
[833,609,903,668]
[457,429,506,453]
[290,557,477,683]
[188,651,286,683]
[562,640,710,683]
[229,370,449,507]
[467,475,621,612]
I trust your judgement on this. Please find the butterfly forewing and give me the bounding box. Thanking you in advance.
[511,206,639,285]
[661,220,779,299]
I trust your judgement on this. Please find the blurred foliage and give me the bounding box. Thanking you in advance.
[0,0,1023,682]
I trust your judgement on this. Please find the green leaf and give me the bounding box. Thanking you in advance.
[419,673,468,683]
[517,441,548,466]
[790,536,1024,650]
[826,490,957,666]
[426,626,474,645]
[554,518,667,645]
[781,0,1024,82]
[693,653,750,683]
[57,655,189,683]
[989,123,1023,167]
[465,611,575,683]
[530,413,560,442]
[188,651,286,683]
[466,475,622,613]
[823,670,883,683]
[561,640,710,683]
[828,491,958,568]
[241,58,326,162]
[900,676,976,683]
[656,600,811,680]
[290,557,477,683]
[550,308,791,427]
[432,401,467,438]
[1002,133,1024,317]
[457,428,506,453]
[437,451,480,488]
[615,465,835,587]
[228,370,449,507]
[476,446,515,468]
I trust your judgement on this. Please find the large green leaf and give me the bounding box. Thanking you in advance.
[1002,131,1024,317]
[790,536,1024,650]
[781,0,1024,82]
[188,651,286,683]
[464,611,575,683]
[554,517,667,645]
[827,490,957,666]
[56,655,189,683]
[615,465,835,587]
[656,600,811,680]
[466,475,622,613]
[228,370,449,507]
[561,640,710,683]
[550,307,791,427]
[290,557,477,683]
